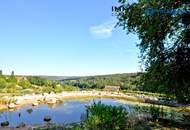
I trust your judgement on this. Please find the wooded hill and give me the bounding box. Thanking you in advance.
[59,73,143,90]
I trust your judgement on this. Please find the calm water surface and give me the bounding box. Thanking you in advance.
[0,98,138,127]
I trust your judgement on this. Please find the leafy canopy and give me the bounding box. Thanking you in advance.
[115,0,190,103]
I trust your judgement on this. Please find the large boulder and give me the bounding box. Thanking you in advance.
[8,103,15,109]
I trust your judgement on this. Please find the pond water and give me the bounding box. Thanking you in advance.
[0,98,140,128]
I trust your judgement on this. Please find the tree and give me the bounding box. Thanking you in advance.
[115,0,190,103]
[27,76,48,86]
[0,70,2,75]
[7,71,17,83]
[0,77,6,89]
[11,71,14,76]
[18,79,31,89]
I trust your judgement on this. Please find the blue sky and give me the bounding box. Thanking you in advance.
[0,0,140,76]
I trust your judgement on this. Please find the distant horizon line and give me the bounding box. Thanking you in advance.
[2,72,142,77]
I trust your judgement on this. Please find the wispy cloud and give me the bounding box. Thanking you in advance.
[89,19,116,39]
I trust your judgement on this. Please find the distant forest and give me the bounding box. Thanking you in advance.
[60,73,143,90]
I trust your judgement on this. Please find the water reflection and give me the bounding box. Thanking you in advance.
[0,98,136,128]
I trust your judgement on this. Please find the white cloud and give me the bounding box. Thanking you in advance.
[89,20,116,39]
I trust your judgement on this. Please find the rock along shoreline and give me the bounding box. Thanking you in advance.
[0,90,189,112]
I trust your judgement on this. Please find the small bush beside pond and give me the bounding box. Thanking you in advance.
[84,101,128,130]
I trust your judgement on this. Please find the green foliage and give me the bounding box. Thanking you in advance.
[0,76,18,93]
[0,71,18,93]
[0,71,66,94]
[7,76,17,83]
[134,104,166,122]
[62,85,80,91]
[150,105,163,121]
[0,77,6,89]
[27,76,48,86]
[41,86,54,93]
[84,101,128,130]
[7,73,17,83]
[115,0,190,103]
[53,85,64,93]
[62,73,142,90]
[18,79,31,89]
[5,83,19,93]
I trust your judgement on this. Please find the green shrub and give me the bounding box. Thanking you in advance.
[18,79,31,89]
[150,105,162,121]
[62,86,80,91]
[53,85,64,93]
[0,78,6,89]
[84,101,128,130]
[6,75,17,83]
[134,104,165,122]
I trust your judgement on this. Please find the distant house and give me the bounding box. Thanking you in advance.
[104,85,121,91]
